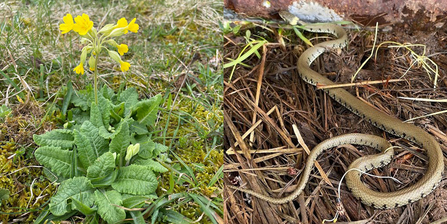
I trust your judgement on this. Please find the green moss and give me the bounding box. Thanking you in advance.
[0,141,56,223]
[157,98,223,220]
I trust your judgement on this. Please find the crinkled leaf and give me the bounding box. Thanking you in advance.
[112,165,158,195]
[74,130,97,168]
[80,121,108,156]
[98,93,111,126]
[109,120,130,155]
[71,87,94,111]
[35,146,73,178]
[135,140,155,159]
[94,190,126,223]
[87,152,116,179]
[154,143,168,156]
[131,121,149,135]
[98,126,117,139]
[133,158,168,173]
[101,85,116,102]
[90,102,104,128]
[132,94,162,126]
[70,108,90,125]
[110,102,125,121]
[33,129,74,148]
[118,87,139,117]
[49,177,95,216]
[137,140,168,159]
[91,102,115,139]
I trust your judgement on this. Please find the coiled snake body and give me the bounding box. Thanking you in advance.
[229,21,444,208]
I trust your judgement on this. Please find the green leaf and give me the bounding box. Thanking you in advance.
[87,152,116,180]
[223,40,267,68]
[130,211,145,224]
[153,143,168,155]
[61,80,73,116]
[134,159,168,173]
[49,177,95,216]
[98,93,111,126]
[208,165,224,187]
[94,190,126,224]
[122,196,150,208]
[71,87,94,111]
[90,170,118,188]
[162,209,194,224]
[70,108,90,125]
[98,126,117,139]
[137,140,168,159]
[35,146,73,178]
[80,121,109,156]
[0,105,12,119]
[131,121,149,135]
[109,119,130,156]
[0,188,9,206]
[33,129,74,148]
[102,85,116,101]
[112,165,158,195]
[118,87,139,117]
[110,102,125,121]
[132,94,162,126]
[136,140,155,159]
[90,102,104,128]
[74,130,97,168]
[189,193,219,224]
[71,196,97,215]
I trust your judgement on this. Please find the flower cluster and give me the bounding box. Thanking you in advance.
[59,13,139,74]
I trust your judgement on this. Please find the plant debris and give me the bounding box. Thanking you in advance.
[224,22,447,224]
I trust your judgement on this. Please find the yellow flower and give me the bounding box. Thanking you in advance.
[116,18,127,28]
[74,63,85,74]
[120,61,130,72]
[117,44,128,55]
[73,13,94,35]
[126,18,139,33]
[59,14,74,34]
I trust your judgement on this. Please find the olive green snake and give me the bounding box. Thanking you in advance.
[228,14,444,209]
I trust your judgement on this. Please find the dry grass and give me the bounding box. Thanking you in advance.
[224,22,447,224]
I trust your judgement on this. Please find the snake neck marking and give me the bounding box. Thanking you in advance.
[229,23,444,209]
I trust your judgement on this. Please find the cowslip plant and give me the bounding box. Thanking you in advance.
[33,85,168,223]
[32,13,171,223]
[60,13,139,103]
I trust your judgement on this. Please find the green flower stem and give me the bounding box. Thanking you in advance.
[94,53,99,104]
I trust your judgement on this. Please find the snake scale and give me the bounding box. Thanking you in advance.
[228,18,444,209]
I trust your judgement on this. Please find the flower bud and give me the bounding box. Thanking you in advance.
[98,24,115,35]
[108,27,126,37]
[88,55,96,71]
[125,143,140,162]
[108,50,121,63]
[105,39,118,47]
[80,46,92,64]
